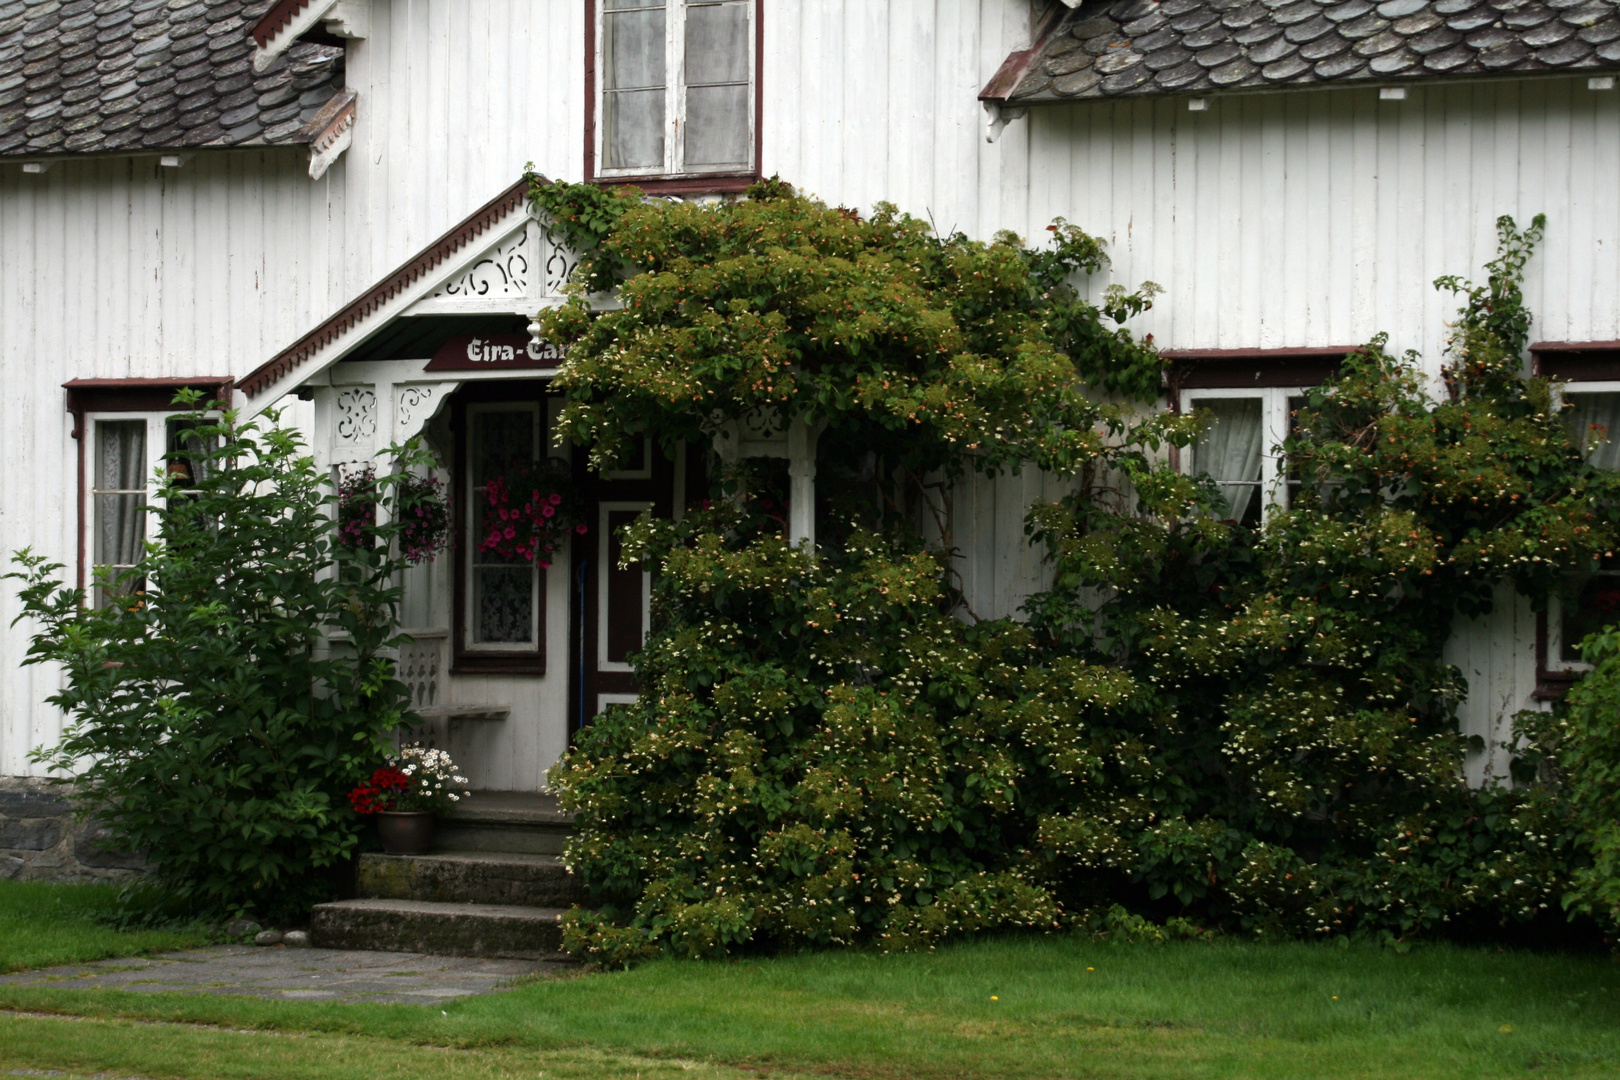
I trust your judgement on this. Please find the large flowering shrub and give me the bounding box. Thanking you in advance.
[535,179,1610,962]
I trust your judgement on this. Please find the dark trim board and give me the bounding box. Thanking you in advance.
[1530,342,1620,382]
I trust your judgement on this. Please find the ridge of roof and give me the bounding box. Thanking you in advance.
[991,0,1620,104]
[238,178,535,398]
[0,0,346,159]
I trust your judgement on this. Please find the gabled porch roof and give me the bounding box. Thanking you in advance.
[237,177,566,405]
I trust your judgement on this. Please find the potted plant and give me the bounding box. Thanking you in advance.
[337,465,454,564]
[348,745,470,855]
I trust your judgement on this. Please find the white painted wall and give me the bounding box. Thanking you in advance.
[1020,77,1620,367]
[0,151,334,776]
[4,0,1617,783]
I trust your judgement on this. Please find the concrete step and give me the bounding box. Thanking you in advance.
[434,790,573,855]
[309,898,567,960]
[359,851,583,908]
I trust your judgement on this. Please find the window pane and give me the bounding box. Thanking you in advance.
[685,1,749,84]
[93,421,147,608]
[684,83,749,167]
[603,3,666,171]
[1566,393,1620,470]
[165,419,215,488]
[604,4,666,89]
[1192,398,1263,524]
[1561,574,1620,663]
[473,409,535,487]
[475,567,535,644]
[604,89,666,170]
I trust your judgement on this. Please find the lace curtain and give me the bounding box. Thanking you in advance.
[602,0,666,170]
[1193,398,1264,524]
[1566,392,1620,470]
[93,420,146,605]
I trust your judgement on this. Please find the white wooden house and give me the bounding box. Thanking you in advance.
[4,0,1619,805]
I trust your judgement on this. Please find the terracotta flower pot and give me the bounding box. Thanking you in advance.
[376,811,435,855]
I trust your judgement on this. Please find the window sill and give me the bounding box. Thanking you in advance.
[450,656,547,677]
[591,172,759,196]
[1533,673,1578,701]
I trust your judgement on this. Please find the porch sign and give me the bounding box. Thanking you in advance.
[425,333,562,372]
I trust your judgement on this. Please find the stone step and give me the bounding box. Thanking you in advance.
[433,790,573,856]
[309,898,567,960]
[358,851,583,908]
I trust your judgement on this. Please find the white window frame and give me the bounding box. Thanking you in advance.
[463,401,545,653]
[1546,380,1620,673]
[1182,387,1305,526]
[594,0,756,180]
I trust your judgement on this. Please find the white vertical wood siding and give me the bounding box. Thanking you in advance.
[0,152,334,776]
[1022,78,1620,366]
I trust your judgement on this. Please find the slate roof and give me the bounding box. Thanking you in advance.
[0,0,346,158]
[997,0,1620,102]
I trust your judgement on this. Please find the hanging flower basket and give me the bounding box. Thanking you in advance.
[336,465,378,552]
[395,471,454,564]
[336,465,453,565]
[479,459,585,569]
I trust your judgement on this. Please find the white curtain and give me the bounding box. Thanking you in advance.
[602,0,666,170]
[1194,398,1264,522]
[94,420,146,602]
[683,0,750,167]
[1566,393,1620,471]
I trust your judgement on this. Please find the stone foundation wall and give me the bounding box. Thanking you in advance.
[0,777,149,884]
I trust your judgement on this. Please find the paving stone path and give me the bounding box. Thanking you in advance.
[0,945,567,1005]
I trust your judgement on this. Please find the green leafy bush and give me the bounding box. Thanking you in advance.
[1542,628,1620,931]
[8,400,419,921]
[537,181,1607,960]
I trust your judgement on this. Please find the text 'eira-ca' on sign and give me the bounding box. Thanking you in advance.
[425,333,562,372]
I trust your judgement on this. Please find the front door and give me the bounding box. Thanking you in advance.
[570,440,696,734]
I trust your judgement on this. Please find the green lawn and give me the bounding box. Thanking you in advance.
[2,881,1618,1080]
[0,880,211,973]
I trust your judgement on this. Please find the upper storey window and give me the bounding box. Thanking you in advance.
[1169,349,1357,527]
[595,0,756,182]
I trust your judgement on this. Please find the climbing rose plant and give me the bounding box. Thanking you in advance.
[535,180,1610,963]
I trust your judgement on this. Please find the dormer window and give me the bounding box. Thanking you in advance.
[592,0,757,187]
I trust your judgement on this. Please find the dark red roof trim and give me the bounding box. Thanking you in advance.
[239,178,533,398]
[1159,347,1364,361]
[252,0,318,49]
[64,378,234,432]
[1530,340,1620,353]
[978,4,1070,102]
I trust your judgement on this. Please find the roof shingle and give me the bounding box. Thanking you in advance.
[0,0,343,157]
[1001,0,1620,102]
